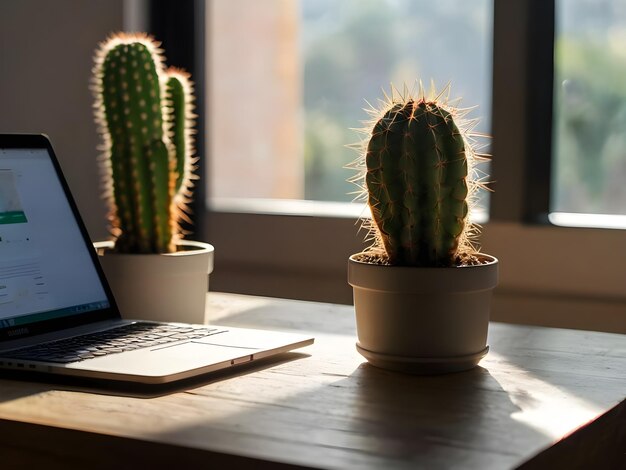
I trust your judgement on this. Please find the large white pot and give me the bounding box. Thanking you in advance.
[94,240,214,324]
[348,254,498,374]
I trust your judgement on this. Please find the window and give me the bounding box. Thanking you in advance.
[551,0,626,227]
[150,0,625,333]
[208,0,492,217]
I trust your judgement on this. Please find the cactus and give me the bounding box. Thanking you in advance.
[358,86,484,267]
[93,33,195,254]
[165,68,197,205]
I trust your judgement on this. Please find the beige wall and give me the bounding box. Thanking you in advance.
[0,1,125,240]
[208,0,303,200]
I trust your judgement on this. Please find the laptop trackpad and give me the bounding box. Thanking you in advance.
[146,329,301,365]
[146,341,258,370]
[190,327,302,350]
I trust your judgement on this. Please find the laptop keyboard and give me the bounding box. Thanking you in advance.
[3,323,223,364]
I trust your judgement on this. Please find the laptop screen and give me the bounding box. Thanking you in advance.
[0,140,113,337]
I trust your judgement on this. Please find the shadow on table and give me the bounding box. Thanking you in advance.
[146,363,548,469]
[343,363,534,466]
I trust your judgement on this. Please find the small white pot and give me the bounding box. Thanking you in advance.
[94,240,214,324]
[348,254,498,374]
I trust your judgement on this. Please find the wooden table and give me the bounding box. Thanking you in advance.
[0,293,624,469]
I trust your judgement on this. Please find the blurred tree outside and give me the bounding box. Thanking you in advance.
[209,0,492,207]
[300,0,492,203]
[553,0,626,215]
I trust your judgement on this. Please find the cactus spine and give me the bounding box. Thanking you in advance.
[93,34,195,254]
[360,86,483,267]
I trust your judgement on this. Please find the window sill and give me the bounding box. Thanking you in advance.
[203,208,625,334]
[207,198,490,224]
[549,212,626,230]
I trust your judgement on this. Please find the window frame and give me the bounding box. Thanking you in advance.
[147,0,209,242]
[490,0,554,223]
[148,0,626,334]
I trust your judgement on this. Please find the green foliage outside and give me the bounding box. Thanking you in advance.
[300,0,491,203]
[553,37,626,215]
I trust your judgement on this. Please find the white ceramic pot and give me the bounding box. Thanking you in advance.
[94,240,214,324]
[348,254,498,374]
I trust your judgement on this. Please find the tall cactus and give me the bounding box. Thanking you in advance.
[93,33,195,254]
[361,87,482,267]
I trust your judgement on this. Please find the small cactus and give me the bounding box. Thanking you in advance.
[165,68,197,207]
[93,33,196,254]
[354,85,486,267]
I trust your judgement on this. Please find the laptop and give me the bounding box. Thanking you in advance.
[0,134,313,384]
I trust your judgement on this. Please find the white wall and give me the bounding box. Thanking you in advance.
[0,0,125,240]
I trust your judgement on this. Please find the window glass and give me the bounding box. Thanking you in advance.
[553,0,626,216]
[208,0,493,212]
